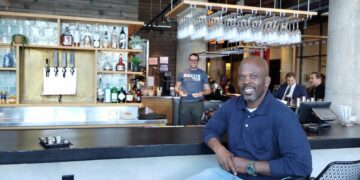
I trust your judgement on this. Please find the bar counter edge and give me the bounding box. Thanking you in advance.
[0,123,359,165]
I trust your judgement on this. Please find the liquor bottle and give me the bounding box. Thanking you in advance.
[111,85,119,103]
[135,81,142,103]
[118,87,126,103]
[97,77,104,102]
[126,90,134,103]
[104,83,111,103]
[116,54,125,71]
[84,25,92,47]
[0,91,4,104]
[102,31,110,48]
[119,27,127,49]
[103,56,113,71]
[93,24,101,48]
[73,23,80,47]
[111,26,118,49]
[60,26,73,46]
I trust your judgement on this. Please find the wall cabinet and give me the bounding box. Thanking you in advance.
[0,11,144,106]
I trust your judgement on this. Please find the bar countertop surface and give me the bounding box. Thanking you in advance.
[0,123,359,164]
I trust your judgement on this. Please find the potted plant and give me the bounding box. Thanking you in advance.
[129,35,145,50]
[11,34,28,47]
[130,56,142,72]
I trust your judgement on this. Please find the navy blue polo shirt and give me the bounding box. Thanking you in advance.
[203,91,312,179]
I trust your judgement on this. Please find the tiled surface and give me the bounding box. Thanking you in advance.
[0,46,16,95]
[0,71,16,96]
[0,17,58,45]
[97,51,128,90]
[0,47,16,68]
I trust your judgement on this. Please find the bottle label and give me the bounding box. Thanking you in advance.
[84,36,91,47]
[94,40,100,48]
[74,32,80,43]
[118,93,126,101]
[111,93,118,102]
[112,41,117,49]
[63,35,72,46]
[116,65,125,71]
[126,95,133,102]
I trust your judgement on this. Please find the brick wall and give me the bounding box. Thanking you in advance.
[138,0,177,87]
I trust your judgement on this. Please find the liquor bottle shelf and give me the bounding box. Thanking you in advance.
[18,44,142,54]
[0,43,12,47]
[97,70,143,75]
[0,11,147,106]
[0,67,16,71]
[0,102,142,107]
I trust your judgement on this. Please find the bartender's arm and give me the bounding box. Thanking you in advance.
[202,84,211,95]
[174,82,187,96]
[192,84,211,98]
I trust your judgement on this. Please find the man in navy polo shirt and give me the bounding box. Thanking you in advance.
[187,56,312,179]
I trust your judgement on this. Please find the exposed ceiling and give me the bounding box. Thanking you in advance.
[0,0,139,20]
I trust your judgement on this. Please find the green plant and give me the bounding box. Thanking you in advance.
[129,35,144,49]
[11,34,28,46]
[131,56,142,66]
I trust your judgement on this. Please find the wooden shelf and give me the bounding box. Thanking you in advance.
[0,43,12,47]
[1,11,147,106]
[0,11,144,37]
[22,45,142,53]
[0,104,18,107]
[1,102,142,107]
[97,70,143,75]
[96,48,142,54]
[0,67,16,71]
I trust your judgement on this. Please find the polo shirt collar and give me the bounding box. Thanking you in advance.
[237,90,272,116]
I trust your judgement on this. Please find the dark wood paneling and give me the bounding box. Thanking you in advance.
[4,0,139,20]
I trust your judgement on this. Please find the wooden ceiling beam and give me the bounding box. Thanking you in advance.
[166,0,318,18]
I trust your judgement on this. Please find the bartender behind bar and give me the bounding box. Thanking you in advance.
[175,53,211,125]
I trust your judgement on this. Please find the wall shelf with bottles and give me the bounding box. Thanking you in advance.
[0,67,16,71]
[0,11,145,106]
[97,70,143,75]
[0,102,141,107]
[14,44,142,53]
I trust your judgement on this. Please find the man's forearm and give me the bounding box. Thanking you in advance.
[201,88,211,96]
[207,137,226,153]
[254,160,270,176]
[233,157,270,176]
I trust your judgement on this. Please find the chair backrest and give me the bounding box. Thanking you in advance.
[315,160,360,180]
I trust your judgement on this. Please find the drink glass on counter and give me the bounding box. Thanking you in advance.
[284,95,293,106]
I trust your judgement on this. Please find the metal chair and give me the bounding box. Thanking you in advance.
[312,160,360,180]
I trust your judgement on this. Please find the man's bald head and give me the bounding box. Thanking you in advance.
[238,56,271,108]
[240,56,269,76]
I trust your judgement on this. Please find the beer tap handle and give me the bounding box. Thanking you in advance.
[62,52,67,78]
[53,50,59,77]
[62,68,67,78]
[69,51,75,76]
[45,58,50,77]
